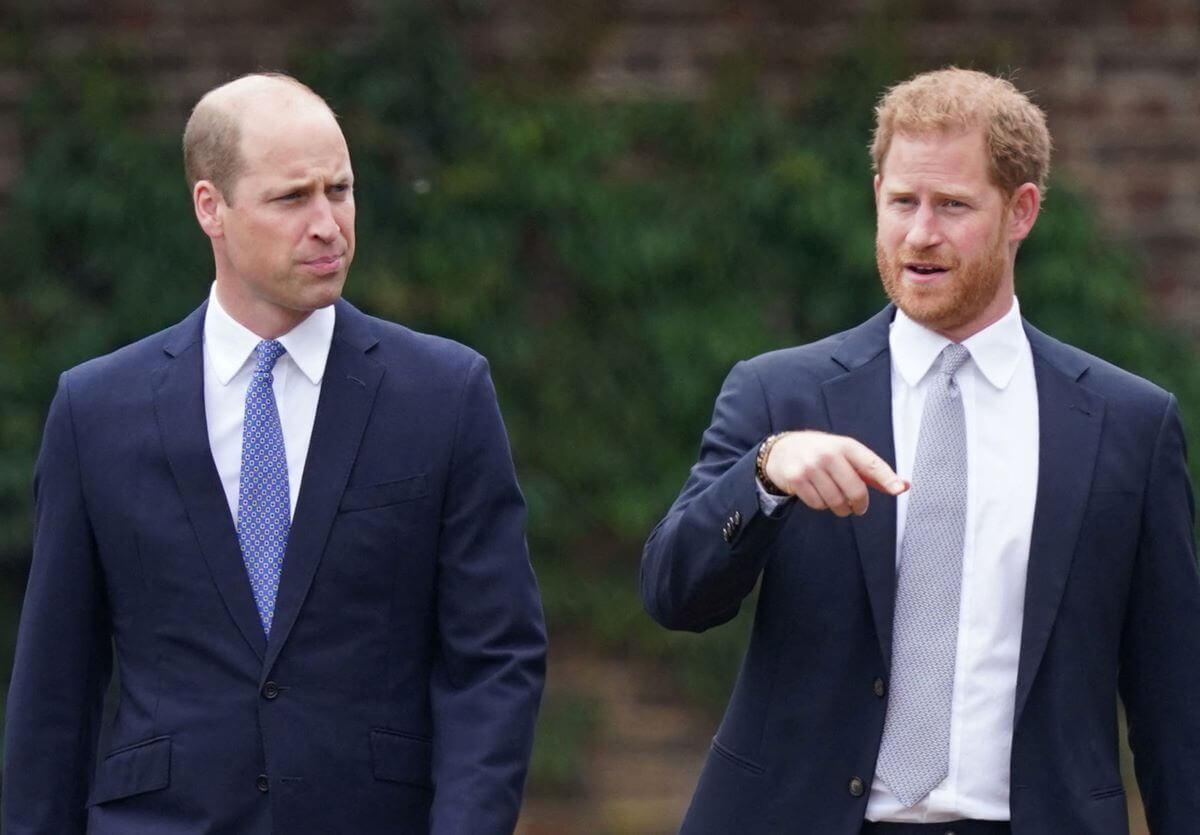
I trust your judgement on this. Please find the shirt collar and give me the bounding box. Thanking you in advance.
[889,297,1028,391]
[203,283,335,386]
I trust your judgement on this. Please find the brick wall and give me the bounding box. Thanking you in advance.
[5,0,1200,331]
[451,0,1200,333]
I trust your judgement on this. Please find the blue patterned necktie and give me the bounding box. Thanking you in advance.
[876,343,971,807]
[237,339,291,635]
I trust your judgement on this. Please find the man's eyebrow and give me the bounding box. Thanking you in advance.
[260,178,314,196]
[882,182,976,201]
[257,168,355,198]
[277,172,354,188]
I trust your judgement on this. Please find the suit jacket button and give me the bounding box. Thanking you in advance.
[256,774,270,792]
[873,677,885,698]
[262,681,280,700]
[848,776,865,797]
[732,510,742,526]
[722,525,733,543]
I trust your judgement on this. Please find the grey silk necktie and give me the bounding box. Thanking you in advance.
[875,342,971,807]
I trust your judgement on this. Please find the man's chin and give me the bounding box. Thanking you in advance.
[888,289,966,333]
[299,273,348,308]
[901,305,955,331]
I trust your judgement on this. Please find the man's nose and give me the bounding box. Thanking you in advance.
[905,204,943,249]
[308,195,339,242]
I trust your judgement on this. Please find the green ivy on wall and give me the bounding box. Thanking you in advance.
[1,2,1197,785]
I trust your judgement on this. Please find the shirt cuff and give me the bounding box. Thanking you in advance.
[756,478,794,517]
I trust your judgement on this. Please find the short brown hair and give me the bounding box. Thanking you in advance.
[182,72,327,201]
[871,67,1051,196]
[182,100,242,198]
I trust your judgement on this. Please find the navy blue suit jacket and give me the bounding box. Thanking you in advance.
[3,299,547,834]
[641,306,1200,834]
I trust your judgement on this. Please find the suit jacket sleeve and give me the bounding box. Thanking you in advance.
[428,355,547,835]
[3,374,113,834]
[1118,393,1200,831]
[641,360,798,632]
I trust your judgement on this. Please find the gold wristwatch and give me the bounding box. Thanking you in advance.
[756,433,789,496]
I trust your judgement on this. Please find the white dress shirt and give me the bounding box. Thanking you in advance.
[203,284,335,524]
[755,299,1039,821]
[866,299,1039,822]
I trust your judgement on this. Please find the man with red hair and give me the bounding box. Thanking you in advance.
[643,67,1200,834]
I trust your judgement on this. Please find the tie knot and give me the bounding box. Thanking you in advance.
[938,343,970,378]
[253,340,287,374]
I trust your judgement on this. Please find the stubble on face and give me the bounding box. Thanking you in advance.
[875,205,1009,336]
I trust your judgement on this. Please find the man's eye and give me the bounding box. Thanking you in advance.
[278,192,303,202]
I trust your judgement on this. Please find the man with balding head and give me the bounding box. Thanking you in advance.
[3,73,546,834]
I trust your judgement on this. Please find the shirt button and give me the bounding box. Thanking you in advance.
[256,774,269,792]
[873,677,886,698]
[848,776,864,797]
[262,681,280,700]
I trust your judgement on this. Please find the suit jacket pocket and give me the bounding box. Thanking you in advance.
[87,735,171,805]
[340,474,428,512]
[710,737,766,776]
[370,728,433,789]
[1089,785,1125,801]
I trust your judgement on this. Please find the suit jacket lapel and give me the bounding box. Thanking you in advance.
[1013,322,1105,724]
[823,306,899,668]
[262,300,384,676]
[154,302,268,661]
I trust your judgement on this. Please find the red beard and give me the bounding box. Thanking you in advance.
[876,222,1008,337]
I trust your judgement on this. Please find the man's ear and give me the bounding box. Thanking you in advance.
[873,173,882,208]
[193,180,226,239]
[1008,182,1041,244]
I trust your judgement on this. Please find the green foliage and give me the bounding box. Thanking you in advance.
[528,693,600,794]
[0,52,208,560]
[2,1,1198,769]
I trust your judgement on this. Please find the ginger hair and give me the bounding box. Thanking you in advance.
[871,67,1051,196]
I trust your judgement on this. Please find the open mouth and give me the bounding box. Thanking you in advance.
[904,262,950,281]
[906,263,947,275]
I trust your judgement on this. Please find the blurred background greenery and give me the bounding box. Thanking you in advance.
[0,1,1192,832]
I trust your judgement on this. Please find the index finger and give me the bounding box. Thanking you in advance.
[842,439,909,495]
